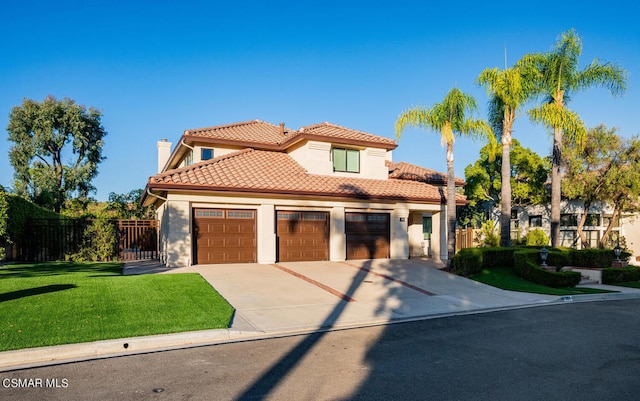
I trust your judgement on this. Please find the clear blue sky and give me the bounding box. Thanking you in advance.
[1,1,639,201]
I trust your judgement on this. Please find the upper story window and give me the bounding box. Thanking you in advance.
[185,151,193,166]
[201,148,214,161]
[332,147,359,173]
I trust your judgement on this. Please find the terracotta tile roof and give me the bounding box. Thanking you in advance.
[182,120,397,150]
[298,122,397,149]
[387,161,465,186]
[147,149,464,204]
[184,120,296,146]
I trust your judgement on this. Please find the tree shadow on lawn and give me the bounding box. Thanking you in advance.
[0,284,77,302]
[0,262,122,279]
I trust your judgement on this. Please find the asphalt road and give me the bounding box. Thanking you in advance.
[2,299,640,401]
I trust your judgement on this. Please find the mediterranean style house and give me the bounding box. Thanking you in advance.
[141,120,465,268]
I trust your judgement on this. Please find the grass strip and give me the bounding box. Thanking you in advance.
[471,266,616,295]
[0,262,234,352]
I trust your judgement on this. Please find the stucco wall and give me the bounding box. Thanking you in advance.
[157,192,444,268]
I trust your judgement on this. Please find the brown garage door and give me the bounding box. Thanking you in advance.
[277,211,329,262]
[193,209,256,264]
[346,212,390,259]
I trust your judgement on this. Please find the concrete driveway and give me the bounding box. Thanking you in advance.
[141,259,559,334]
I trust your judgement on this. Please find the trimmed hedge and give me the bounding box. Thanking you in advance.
[602,267,640,284]
[452,247,518,276]
[568,248,631,269]
[513,249,581,288]
[452,248,483,277]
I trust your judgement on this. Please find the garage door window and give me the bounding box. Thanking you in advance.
[227,211,254,218]
[195,210,223,217]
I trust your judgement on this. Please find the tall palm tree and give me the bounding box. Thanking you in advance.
[477,60,540,247]
[528,29,627,247]
[395,88,492,266]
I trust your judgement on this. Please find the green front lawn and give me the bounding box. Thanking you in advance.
[615,282,640,289]
[0,262,234,352]
[471,267,616,296]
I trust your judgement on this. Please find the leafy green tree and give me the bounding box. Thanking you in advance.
[7,96,107,212]
[564,125,640,247]
[395,88,492,265]
[477,58,541,247]
[465,139,549,208]
[526,29,627,247]
[107,189,155,219]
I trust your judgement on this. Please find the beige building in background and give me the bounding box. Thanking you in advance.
[142,120,465,268]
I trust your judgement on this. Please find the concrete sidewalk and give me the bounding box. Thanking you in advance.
[3,259,640,371]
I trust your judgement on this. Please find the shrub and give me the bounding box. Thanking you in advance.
[524,228,549,246]
[602,267,640,284]
[476,220,499,247]
[569,248,630,268]
[66,217,118,262]
[481,247,517,268]
[0,190,7,260]
[452,248,483,277]
[513,249,580,287]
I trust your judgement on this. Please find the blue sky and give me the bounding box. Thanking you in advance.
[1,1,639,201]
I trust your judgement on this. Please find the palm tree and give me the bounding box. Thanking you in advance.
[477,60,540,247]
[395,88,492,266]
[528,29,627,247]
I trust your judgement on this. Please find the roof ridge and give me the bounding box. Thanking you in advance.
[300,122,395,143]
[185,119,267,134]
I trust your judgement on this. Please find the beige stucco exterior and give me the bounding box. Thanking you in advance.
[149,122,454,268]
[153,191,445,268]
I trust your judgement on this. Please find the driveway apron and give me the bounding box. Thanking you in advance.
[177,259,558,334]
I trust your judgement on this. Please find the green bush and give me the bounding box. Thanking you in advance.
[524,228,549,246]
[66,217,118,262]
[481,247,517,268]
[602,267,640,284]
[513,249,581,287]
[568,248,630,268]
[452,248,483,277]
[0,191,8,260]
[477,220,499,247]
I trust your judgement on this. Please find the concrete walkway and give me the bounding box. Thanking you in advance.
[3,259,640,371]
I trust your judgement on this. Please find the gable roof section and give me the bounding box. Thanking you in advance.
[146,149,464,204]
[182,120,397,151]
[387,161,465,187]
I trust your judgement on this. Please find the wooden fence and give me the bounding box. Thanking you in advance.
[456,227,480,252]
[118,220,158,261]
[15,218,158,263]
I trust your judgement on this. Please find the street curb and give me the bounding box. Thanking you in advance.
[0,329,265,372]
[2,291,639,372]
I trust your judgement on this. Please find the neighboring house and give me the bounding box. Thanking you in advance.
[141,120,465,268]
[509,200,640,262]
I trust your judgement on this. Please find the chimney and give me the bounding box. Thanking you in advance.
[279,122,285,135]
[157,138,172,173]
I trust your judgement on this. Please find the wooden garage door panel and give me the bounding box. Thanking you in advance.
[277,211,329,262]
[194,209,256,264]
[346,213,390,260]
